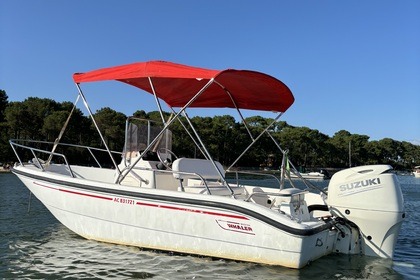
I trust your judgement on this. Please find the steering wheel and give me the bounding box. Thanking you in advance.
[157,148,178,169]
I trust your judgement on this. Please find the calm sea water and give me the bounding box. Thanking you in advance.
[1,173,419,280]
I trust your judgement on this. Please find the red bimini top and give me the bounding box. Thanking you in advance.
[73,60,294,112]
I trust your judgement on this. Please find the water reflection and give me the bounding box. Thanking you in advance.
[4,224,407,280]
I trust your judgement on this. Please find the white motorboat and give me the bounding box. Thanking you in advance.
[10,61,405,268]
[413,166,420,178]
[289,170,328,180]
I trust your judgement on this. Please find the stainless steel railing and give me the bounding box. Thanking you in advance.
[10,139,122,178]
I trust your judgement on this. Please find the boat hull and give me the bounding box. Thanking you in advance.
[14,165,336,268]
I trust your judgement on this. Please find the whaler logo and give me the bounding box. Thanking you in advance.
[216,220,255,235]
[338,177,382,196]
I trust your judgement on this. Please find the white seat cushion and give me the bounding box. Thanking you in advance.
[172,158,225,180]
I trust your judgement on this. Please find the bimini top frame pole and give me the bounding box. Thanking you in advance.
[46,94,81,165]
[75,83,121,174]
[212,81,323,192]
[212,80,286,179]
[168,107,208,160]
[226,112,283,171]
[214,80,255,141]
[149,76,167,125]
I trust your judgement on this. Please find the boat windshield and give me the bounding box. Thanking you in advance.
[123,118,172,164]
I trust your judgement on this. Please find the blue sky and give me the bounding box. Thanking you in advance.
[1,1,419,144]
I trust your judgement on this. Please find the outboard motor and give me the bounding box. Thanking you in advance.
[327,165,404,258]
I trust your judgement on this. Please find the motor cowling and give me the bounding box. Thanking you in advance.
[327,165,404,258]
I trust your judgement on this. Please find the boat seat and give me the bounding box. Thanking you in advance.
[276,188,310,222]
[172,158,225,180]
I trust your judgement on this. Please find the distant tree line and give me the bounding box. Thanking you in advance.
[1,89,419,171]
